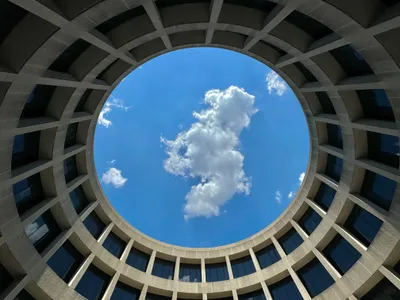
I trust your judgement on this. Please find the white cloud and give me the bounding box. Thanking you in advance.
[275,191,282,204]
[299,172,305,183]
[287,172,306,200]
[161,86,257,219]
[97,96,130,128]
[288,191,294,199]
[101,167,128,188]
[107,159,116,165]
[266,71,287,96]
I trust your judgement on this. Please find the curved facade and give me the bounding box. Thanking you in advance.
[1,0,400,299]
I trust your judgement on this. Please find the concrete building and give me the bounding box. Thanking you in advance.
[0,0,400,299]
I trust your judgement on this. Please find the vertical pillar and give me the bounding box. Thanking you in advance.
[225,256,234,280]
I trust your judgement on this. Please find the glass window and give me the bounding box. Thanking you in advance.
[256,244,280,269]
[231,255,256,278]
[111,282,141,300]
[297,258,334,297]
[24,210,61,253]
[152,258,175,280]
[361,277,400,299]
[206,262,229,282]
[269,275,303,300]
[278,228,303,255]
[360,171,396,211]
[298,208,322,235]
[317,92,336,114]
[95,6,147,34]
[47,240,84,283]
[294,62,317,82]
[285,10,333,40]
[0,1,27,45]
[75,264,110,300]
[313,182,336,211]
[0,263,13,295]
[21,85,56,119]
[219,0,277,14]
[103,232,126,258]
[64,123,78,149]
[238,289,265,300]
[326,124,343,149]
[12,132,40,169]
[64,156,79,184]
[15,290,35,300]
[69,186,89,215]
[356,90,395,121]
[75,89,93,112]
[83,212,106,240]
[325,154,343,182]
[322,234,361,275]
[344,205,383,247]
[179,263,201,282]
[49,39,91,73]
[146,293,171,300]
[367,132,399,168]
[394,260,400,275]
[13,173,44,215]
[330,45,373,77]
[126,247,150,272]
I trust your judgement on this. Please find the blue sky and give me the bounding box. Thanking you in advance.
[94,48,309,247]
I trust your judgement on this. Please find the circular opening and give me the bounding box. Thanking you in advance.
[94,48,309,247]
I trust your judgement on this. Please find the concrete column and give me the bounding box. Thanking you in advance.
[290,220,308,240]
[312,248,341,281]
[172,291,178,300]
[69,253,95,288]
[260,281,273,300]
[288,267,311,300]
[271,236,286,258]
[380,266,400,290]
[201,258,206,283]
[138,285,148,300]
[333,224,367,254]
[202,293,207,300]
[98,222,114,244]
[174,257,180,281]
[249,248,261,272]
[120,239,133,264]
[232,289,239,300]
[225,256,234,280]
[101,272,120,300]
[146,250,157,274]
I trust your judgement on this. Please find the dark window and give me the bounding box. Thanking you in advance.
[357,90,395,121]
[314,182,336,211]
[330,45,373,77]
[25,210,61,253]
[367,132,399,168]
[294,62,317,82]
[95,6,147,34]
[152,258,175,280]
[278,228,303,255]
[13,173,44,215]
[238,289,265,300]
[361,277,400,299]
[322,234,361,275]
[64,123,78,149]
[327,124,343,149]
[103,232,126,258]
[297,258,334,297]
[381,0,400,7]
[0,1,27,45]
[126,247,150,272]
[96,60,118,80]
[269,275,303,300]
[206,262,229,282]
[47,240,84,283]
[231,256,256,278]
[21,85,56,119]
[64,156,78,184]
[325,154,343,182]
[344,205,383,247]
[146,293,171,300]
[12,131,40,169]
[223,0,277,14]
[75,89,92,112]
[394,260,400,275]
[111,281,141,300]
[83,212,106,239]
[360,171,396,211]
[75,264,110,300]
[69,186,89,215]
[285,10,333,40]
[255,244,280,269]
[258,40,286,56]
[179,263,201,282]
[15,290,35,300]
[0,263,13,295]
[49,39,91,73]
[298,208,322,235]
[317,92,336,114]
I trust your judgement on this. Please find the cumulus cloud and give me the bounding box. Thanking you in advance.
[98,96,130,128]
[299,172,305,183]
[275,191,282,204]
[287,172,306,200]
[266,71,287,96]
[288,191,294,199]
[101,167,128,188]
[161,86,257,219]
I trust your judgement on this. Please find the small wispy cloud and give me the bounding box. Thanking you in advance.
[98,96,130,128]
[107,159,116,165]
[288,191,294,199]
[275,191,282,204]
[299,172,305,184]
[266,71,287,96]
[287,172,306,200]
[101,167,127,188]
